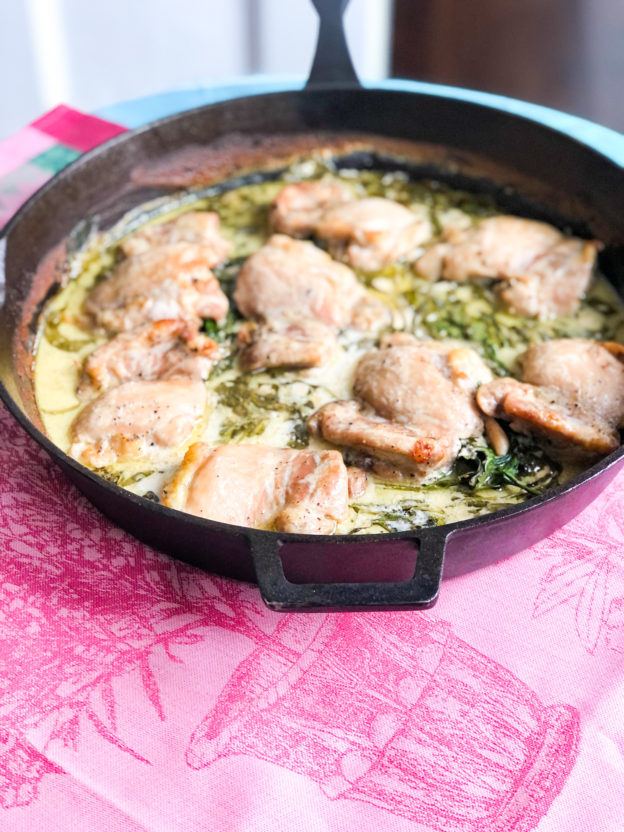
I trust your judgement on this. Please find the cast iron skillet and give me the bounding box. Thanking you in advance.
[1,0,623,612]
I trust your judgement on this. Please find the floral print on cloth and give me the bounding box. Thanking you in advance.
[0,400,613,831]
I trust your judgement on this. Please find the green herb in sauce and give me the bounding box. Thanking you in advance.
[214,374,316,449]
[401,278,624,375]
[34,157,624,534]
[349,500,434,533]
[99,469,155,488]
[437,435,561,496]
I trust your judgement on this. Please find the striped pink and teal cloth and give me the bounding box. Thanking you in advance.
[0,105,125,228]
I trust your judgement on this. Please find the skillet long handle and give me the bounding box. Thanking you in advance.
[306,0,361,89]
[250,530,448,613]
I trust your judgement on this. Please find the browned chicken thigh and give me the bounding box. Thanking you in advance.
[415,216,598,317]
[477,339,624,457]
[314,197,432,271]
[78,319,220,398]
[83,243,229,333]
[310,335,492,480]
[120,211,231,265]
[161,443,350,533]
[521,339,624,423]
[234,234,387,330]
[270,182,432,270]
[269,180,353,238]
[237,317,337,371]
[69,378,207,468]
[354,334,491,431]
[232,234,388,369]
[309,400,455,478]
[416,216,561,282]
[498,238,599,318]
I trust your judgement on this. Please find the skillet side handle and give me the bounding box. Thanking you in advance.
[250,530,448,613]
[306,0,361,89]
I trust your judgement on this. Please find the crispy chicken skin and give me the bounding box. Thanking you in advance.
[477,339,624,458]
[83,243,229,333]
[78,320,220,398]
[415,216,599,317]
[69,379,207,468]
[233,234,389,331]
[315,197,432,271]
[237,317,337,371]
[161,443,350,534]
[120,211,231,265]
[269,180,353,238]
[310,335,492,480]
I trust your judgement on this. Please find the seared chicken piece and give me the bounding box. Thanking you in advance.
[309,400,455,480]
[270,180,353,238]
[498,238,599,318]
[69,378,207,468]
[120,211,231,265]
[237,317,337,371]
[477,379,618,457]
[415,216,599,317]
[355,335,491,434]
[521,339,624,423]
[477,339,624,457]
[233,234,389,331]
[315,197,432,271]
[161,443,350,534]
[78,319,220,398]
[310,335,492,480]
[270,182,431,270]
[416,216,561,282]
[84,243,229,333]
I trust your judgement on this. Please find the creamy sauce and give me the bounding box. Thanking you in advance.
[34,161,624,533]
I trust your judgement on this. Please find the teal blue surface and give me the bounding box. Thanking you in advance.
[97,75,624,166]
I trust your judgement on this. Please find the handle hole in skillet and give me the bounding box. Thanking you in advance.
[278,538,419,585]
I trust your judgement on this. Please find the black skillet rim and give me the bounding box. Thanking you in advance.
[1,83,624,550]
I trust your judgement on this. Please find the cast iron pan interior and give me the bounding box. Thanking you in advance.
[0,0,623,611]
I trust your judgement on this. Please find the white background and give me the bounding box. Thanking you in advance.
[0,0,393,139]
